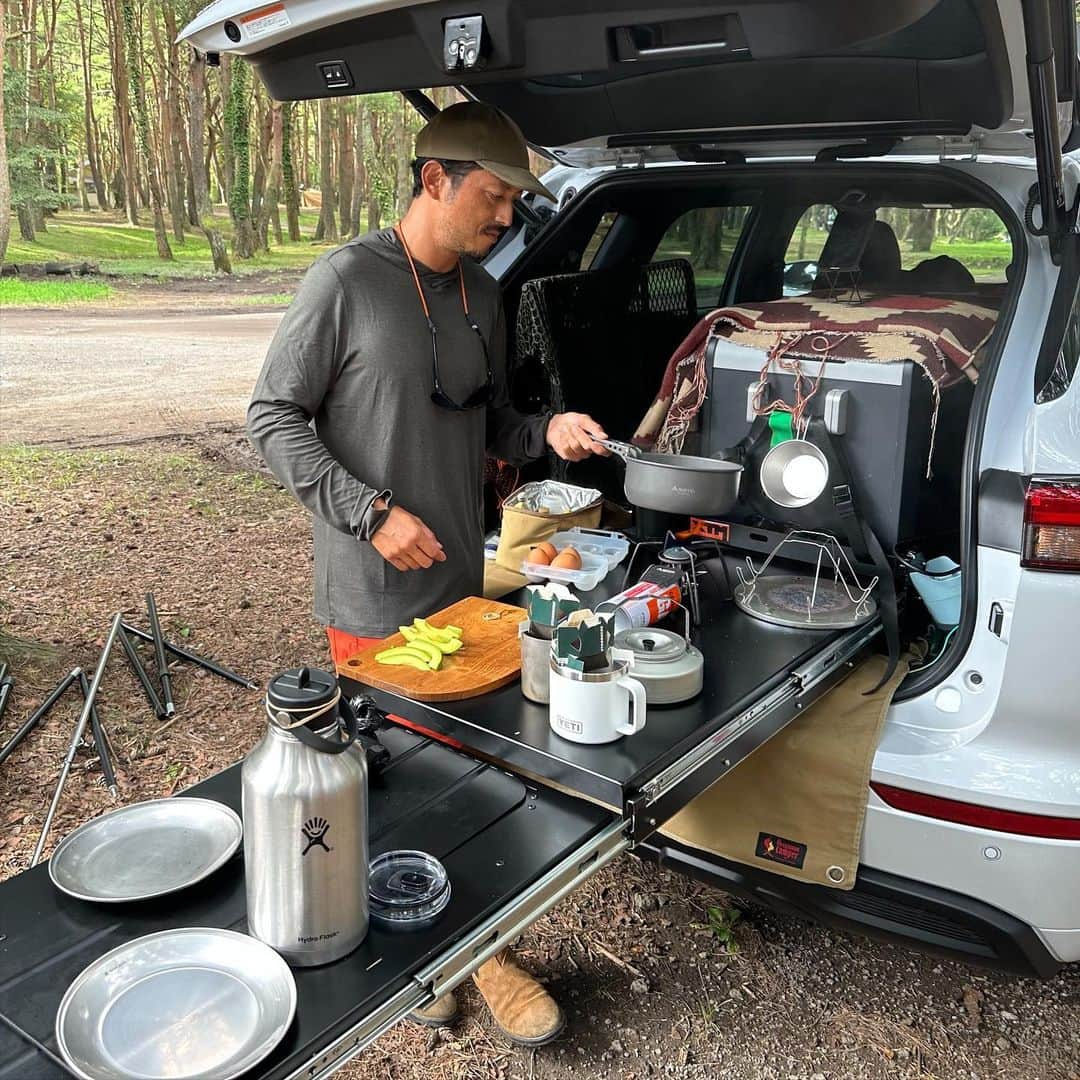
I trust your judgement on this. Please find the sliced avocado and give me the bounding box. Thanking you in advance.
[375,654,431,671]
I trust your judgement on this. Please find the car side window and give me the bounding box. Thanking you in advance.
[652,206,753,314]
[783,204,1012,297]
[580,212,618,270]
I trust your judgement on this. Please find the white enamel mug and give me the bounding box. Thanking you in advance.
[548,650,647,745]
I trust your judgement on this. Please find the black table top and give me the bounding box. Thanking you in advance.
[354,556,852,809]
[0,727,613,1080]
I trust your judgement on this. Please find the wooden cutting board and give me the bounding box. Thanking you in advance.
[339,596,527,702]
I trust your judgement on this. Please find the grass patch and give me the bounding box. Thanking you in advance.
[0,277,114,306]
[0,445,120,495]
[0,446,293,531]
[234,293,295,306]
[4,208,338,280]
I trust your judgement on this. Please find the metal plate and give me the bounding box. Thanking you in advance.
[734,574,878,630]
[49,798,242,903]
[56,927,296,1080]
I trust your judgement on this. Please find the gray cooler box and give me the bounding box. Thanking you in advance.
[700,335,975,552]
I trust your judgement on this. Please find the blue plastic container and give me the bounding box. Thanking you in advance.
[910,556,961,628]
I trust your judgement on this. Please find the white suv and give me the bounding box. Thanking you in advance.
[182,0,1080,976]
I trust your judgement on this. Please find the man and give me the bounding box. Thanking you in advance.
[248,101,608,1046]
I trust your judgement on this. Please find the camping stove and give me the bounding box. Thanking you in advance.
[622,532,725,627]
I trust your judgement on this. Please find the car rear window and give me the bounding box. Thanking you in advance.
[652,206,754,314]
[784,204,1012,296]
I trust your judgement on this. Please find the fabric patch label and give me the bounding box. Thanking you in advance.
[241,3,291,40]
[756,832,807,869]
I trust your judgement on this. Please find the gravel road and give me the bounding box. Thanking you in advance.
[0,308,281,446]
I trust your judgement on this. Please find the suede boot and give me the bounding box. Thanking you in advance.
[408,990,459,1028]
[473,949,565,1046]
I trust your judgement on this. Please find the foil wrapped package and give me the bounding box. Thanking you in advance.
[502,481,602,516]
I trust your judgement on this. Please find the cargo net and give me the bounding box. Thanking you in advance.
[511,259,697,488]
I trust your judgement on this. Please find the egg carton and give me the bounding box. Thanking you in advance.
[521,547,609,592]
[546,529,630,572]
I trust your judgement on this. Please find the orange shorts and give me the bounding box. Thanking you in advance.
[326,627,379,667]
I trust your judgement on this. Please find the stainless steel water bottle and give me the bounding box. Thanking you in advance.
[242,666,369,966]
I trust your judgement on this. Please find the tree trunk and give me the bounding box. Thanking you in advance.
[350,98,366,237]
[692,207,725,269]
[219,54,234,206]
[185,168,199,227]
[281,102,301,241]
[121,0,172,258]
[908,208,938,253]
[103,0,139,224]
[226,57,255,258]
[301,100,310,189]
[257,100,283,252]
[158,7,187,242]
[189,46,231,273]
[74,0,108,211]
[0,1,10,264]
[393,94,410,216]
[17,204,35,241]
[337,108,354,239]
[367,107,382,233]
[250,90,272,247]
[316,98,337,242]
[77,156,91,211]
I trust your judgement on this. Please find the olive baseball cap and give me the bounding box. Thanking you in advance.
[415,101,556,203]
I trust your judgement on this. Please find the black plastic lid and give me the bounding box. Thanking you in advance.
[266,666,338,714]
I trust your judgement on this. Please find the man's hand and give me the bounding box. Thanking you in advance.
[546,412,610,462]
[371,503,446,571]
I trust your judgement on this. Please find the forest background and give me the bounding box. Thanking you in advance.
[0,0,1013,304]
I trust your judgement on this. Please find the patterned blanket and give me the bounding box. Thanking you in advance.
[636,292,999,455]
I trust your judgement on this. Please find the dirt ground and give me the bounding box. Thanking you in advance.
[1,296,1078,1080]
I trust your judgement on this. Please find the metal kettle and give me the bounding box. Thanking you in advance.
[242,666,369,966]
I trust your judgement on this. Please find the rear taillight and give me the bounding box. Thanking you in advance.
[1021,478,1080,571]
[871,783,1080,840]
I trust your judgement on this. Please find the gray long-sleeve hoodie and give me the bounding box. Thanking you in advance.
[248,228,550,637]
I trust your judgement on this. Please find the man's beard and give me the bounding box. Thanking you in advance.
[439,217,500,258]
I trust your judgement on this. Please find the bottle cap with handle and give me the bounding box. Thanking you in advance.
[266,667,358,754]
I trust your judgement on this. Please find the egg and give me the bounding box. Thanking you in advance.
[529,544,554,565]
[531,541,557,563]
[551,546,582,571]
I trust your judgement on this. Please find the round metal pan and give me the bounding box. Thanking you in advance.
[49,797,242,903]
[601,440,742,516]
[56,927,296,1080]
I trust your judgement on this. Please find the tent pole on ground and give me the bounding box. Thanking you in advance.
[32,614,123,867]
[0,667,81,768]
